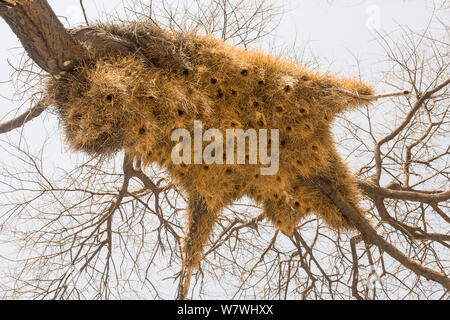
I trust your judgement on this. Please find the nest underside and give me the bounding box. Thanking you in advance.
[47,22,373,252]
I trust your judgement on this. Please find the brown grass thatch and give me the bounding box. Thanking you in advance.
[47,22,374,274]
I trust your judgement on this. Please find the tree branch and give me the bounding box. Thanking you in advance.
[358,179,450,204]
[303,177,450,290]
[350,236,364,300]
[0,99,48,134]
[373,78,450,183]
[0,0,85,74]
[333,88,411,101]
[79,0,89,26]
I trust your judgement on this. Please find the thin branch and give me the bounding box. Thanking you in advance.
[374,78,450,183]
[79,0,89,26]
[333,88,411,101]
[350,236,364,300]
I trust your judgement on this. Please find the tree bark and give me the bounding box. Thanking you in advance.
[307,177,450,290]
[0,0,84,74]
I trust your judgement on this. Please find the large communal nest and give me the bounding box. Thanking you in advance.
[47,21,374,282]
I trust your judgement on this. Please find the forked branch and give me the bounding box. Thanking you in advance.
[305,177,450,290]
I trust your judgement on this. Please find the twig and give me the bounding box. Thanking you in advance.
[374,79,450,183]
[79,0,89,26]
[333,88,411,101]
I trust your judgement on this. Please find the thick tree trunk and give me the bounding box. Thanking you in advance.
[0,0,84,74]
[0,0,146,75]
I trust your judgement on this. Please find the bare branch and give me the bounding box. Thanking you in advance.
[79,0,89,26]
[306,177,450,291]
[358,179,450,204]
[374,79,450,183]
[0,99,48,134]
[0,0,85,74]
